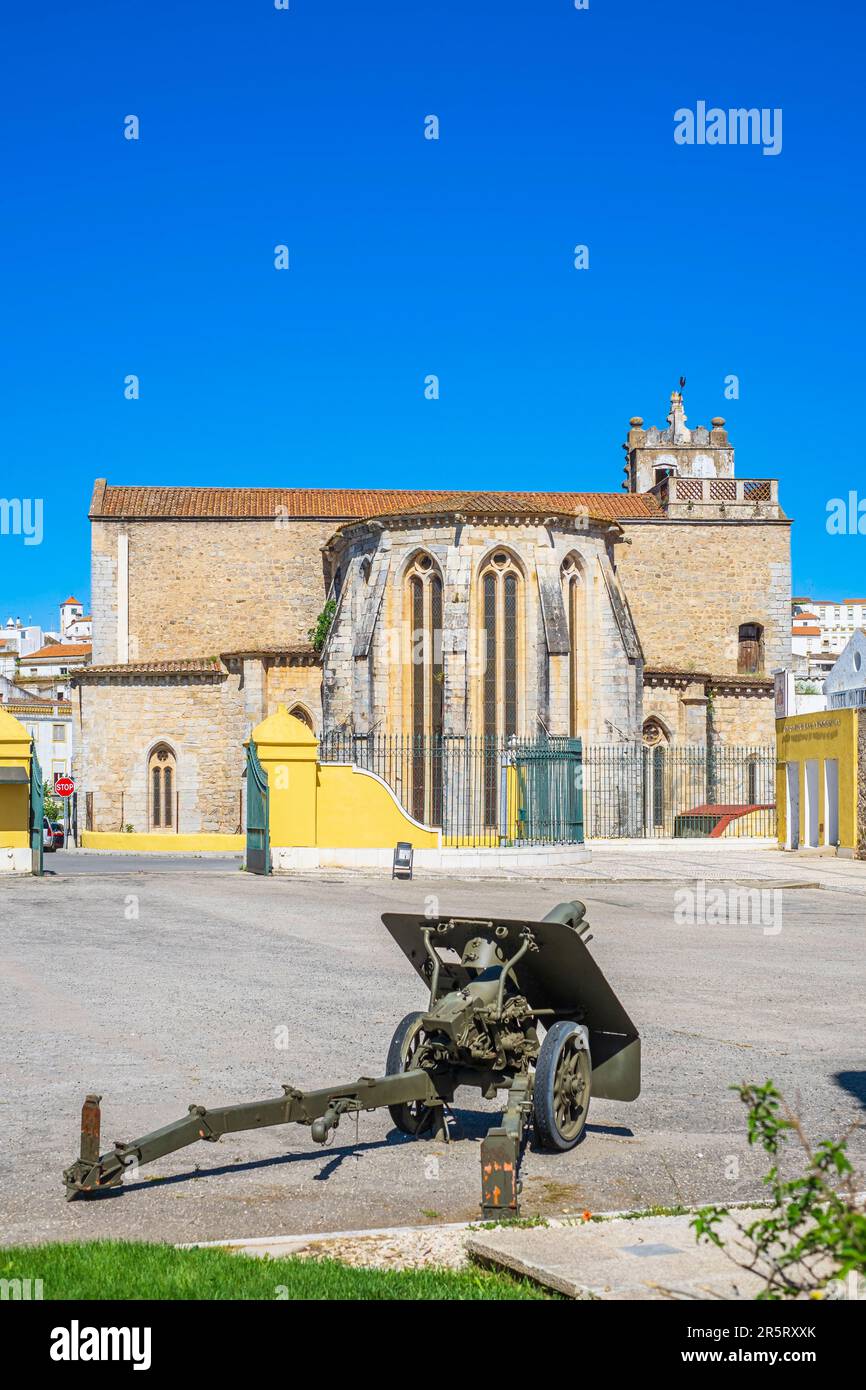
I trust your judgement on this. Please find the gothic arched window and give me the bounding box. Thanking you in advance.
[478,550,523,740]
[642,720,669,832]
[561,555,584,736]
[148,743,177,832]
[405,553,444,821]
[289,704,314,732]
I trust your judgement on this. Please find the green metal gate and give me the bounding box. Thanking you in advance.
[29,745,44,875]
[245,740,270,875]
[512,738,584,844]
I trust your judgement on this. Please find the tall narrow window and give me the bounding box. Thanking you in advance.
[163,765,173,828]
[561,556,583,736]
[148,744,177,833]
[405,554,443,822]
[478,551,523,739]
[642,720,669,834]
[747,757,759,805]
[483,572,497,737]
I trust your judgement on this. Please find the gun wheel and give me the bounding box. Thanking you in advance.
[533,1020,591,1152]
[386,1011,436,1136]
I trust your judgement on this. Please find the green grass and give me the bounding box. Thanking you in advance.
[0,1241,554,1301]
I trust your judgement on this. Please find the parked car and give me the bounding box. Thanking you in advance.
[42,816,56,852]
[51,821,65,849]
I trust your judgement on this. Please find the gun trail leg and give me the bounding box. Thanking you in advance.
[480,1073,532,1219]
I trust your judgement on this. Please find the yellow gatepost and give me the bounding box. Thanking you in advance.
[776,710,859,853]
[250,705,441,860]
[249,704,319,848]
[0,706,33,873]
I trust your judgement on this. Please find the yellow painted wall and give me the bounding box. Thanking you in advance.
[81,832,244,852]
[775,711,858,850]
[0,707,31,849]
[250,705,440,853]
[316,764,439,849]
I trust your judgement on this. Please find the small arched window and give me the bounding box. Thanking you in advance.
[738,623,764,674]
[148,744,177,831]
[289,704,314,732]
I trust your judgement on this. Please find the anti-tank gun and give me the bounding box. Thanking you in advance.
[64,900,640,1218]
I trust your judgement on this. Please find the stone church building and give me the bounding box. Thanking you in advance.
[74,391,791,836]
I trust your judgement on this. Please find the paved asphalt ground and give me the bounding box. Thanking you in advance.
[2,854,864,1247]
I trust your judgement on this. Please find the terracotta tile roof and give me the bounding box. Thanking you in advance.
[89,480,660,522]
[76,657,223,680]
[362,491,658,523]
[23,643,92,661]
[644,667,773,688]
[61,595,81,606]
[220,645,319,663]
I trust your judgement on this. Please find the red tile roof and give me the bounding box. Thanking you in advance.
[76,657,223,680]
[89,480,661,522]
[23,643,92,661]
[61,595,81,606]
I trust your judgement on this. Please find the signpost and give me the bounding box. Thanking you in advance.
[54,776,75,848]
[392,841,413,879]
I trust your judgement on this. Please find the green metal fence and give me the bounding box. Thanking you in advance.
[582,743,776,839]
[320,733,584,847]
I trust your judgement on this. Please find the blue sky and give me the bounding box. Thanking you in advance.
[1,0,863,628]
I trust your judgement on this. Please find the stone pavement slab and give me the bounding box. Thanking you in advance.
[466,1212,775,1300]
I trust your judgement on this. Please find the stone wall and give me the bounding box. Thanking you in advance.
[266,664,322,730]
[323,518,643,742]
[618,519,791,675]
[91,519,334,663]
[76,673,249,834]
[90,521,119,665]
[710,689,776,745]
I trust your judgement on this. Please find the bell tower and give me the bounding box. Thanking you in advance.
[622,388,734,494]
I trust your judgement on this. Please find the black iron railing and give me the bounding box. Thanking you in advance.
[321,734,776,843]
[320,733,584,847]
[582,743,776,839]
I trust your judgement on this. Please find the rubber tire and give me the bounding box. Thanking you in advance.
[386,1011,435,1135]
[532,1020,591,1152]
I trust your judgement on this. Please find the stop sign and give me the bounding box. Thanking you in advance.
[55,776,75,798]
